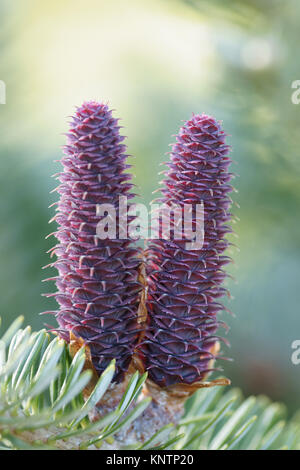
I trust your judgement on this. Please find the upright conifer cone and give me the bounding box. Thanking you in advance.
[45,102,142,383]
[139,114,233,388]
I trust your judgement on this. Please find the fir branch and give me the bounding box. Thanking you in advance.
[0,317,299,450]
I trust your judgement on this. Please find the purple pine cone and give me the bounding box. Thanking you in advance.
[45,102,142,382]
[139,114,233,387]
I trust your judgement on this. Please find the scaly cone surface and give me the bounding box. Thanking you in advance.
[44,101,142,383]
[139,114,233,388]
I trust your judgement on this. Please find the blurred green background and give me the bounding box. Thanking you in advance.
[1,0,300,412]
